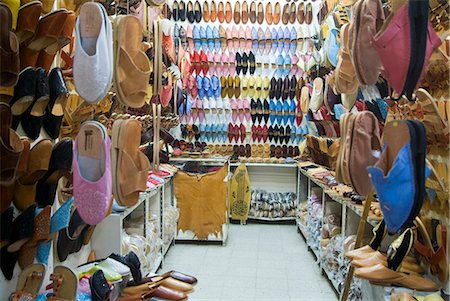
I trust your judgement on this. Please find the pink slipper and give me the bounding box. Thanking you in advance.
[229,52,236,75]
[214,52,222,76]
[239,26,246,51]
[73,121,112,225]
[226,28,233,50]
[186,25,194,52]
[243,99,251,122]
[245,26,252,52]
[221,52,229,75]
[232,26,239,51]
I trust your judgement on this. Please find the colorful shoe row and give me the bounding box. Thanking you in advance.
[172,0,314,26]
[182,24,301,54]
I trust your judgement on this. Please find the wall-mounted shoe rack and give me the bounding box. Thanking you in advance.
[91,177,177,277]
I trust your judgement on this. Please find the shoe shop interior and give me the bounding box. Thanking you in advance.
[0,0,449,299]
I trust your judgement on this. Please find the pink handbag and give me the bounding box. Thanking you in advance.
[372,4,441,96]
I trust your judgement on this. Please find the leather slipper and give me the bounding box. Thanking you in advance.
[0,3,19,86]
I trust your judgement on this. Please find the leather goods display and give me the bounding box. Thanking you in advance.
[229,163,251,221]
[373,3,442,100]
[347,111,381,196]
[368,120,428,234]
[174,164,227,239]
[348,0,385,85]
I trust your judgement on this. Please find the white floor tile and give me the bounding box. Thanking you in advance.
[160,224,338,301]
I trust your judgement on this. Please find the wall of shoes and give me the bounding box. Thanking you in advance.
[169,0,338,159]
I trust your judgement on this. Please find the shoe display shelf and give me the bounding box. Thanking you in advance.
[91,177,175,276]
[170,157,230,244]
[162,178,177,256]
[229,162,299,223]
[296,164,381,299]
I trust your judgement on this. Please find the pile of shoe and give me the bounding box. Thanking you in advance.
[163,206,180,245]
[249,189,297,219]
[321,213,341,243]
[306,187,323,252]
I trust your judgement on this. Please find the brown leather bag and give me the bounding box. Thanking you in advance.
[348,111,382,196]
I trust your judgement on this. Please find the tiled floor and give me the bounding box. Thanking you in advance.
[160,224,338,301]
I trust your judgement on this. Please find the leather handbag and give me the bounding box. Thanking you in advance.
[372,3,441,99]
[348,111,382,196]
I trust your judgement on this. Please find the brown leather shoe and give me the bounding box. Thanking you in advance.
[351,252,425,275]
[0,3,20,86]
[282,3,289,25]
[241,0,248,24]
[15,1,42,43]
[225,1,232,23]
[305,3,313,24]
[203,1,210,22]
[249,1,256,23]
[355,263,439,292]
[233,1,240,24]
[27,9,68,51]
[36,10,75,72]
[257,2,264,24]
[289,2,296,24]
[273,2,280,24]
[265,2,273,25]
[227,75,233,98]
[210,0,217,21]
[297,2,305,24]
[217,1,224,22]
[234,76,241,98]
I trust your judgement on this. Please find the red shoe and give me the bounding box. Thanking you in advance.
[261,124,268,143]
[239,123,246,143]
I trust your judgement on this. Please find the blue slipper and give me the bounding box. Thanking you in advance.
[282,100,290,125]
[206,25,214,51]
[271,28,278,55]
[213,27,220,51]
[276,100,283,124]
[269,99,276,124]
[193,25,201,51]
[289,99,296,124]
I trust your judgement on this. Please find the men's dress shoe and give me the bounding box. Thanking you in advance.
[241,1,248,24]
[233,1,240,24]
[355,263,439,292]
[217,1,224,22]
[194,0,202,22]
[249,1,256,23]
[273,2,281,25]
[265,2,273,25]
[225,1,232,23]
[289,2,296,24]
[257,2,264,24]
[186,1,194,23]
[202,1,210,22]
[297,2,304,24]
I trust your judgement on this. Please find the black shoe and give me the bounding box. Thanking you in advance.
[250,98,257,123]
[43,68,68,140]
[275,78,282,100]
[282,77,289,100]
[236,52,242,75]
[273,124,279,144]
[256,98,263,124]
[249,51,255,74]
[268,125,274,142]
[36,138,73,207]
[242,52,249,75]
[21,68,49,140]
[9,67,36,130]
[179,0,186,21]
[285,125,291,144]
[263,99,269,123]
[279,126,285,144]
[289,76,297,99]
[194,0,202,22]
[187,1,195,23]
[269,77,276,99]
[173,0,180,21]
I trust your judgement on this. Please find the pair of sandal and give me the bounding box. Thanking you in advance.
[10,264,77,301]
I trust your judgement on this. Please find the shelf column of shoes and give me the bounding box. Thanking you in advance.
[91,181,174,275]
[229,162,299,222]
[296,166,381,299]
